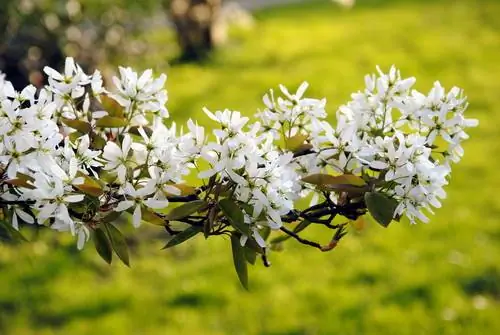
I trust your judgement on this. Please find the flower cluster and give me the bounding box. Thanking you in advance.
[300,66,477,223]
[200,108,301,246]
[0,59,477,284]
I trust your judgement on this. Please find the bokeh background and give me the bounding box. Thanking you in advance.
[1,0,499,334]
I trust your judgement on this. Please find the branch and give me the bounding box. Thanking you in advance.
[292,148,315,158]
[279,226,323,250]
[166,194,199,203]
[0,200,35,205]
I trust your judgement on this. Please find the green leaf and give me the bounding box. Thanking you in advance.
[302,173,366,187]
[293,143,314,155]
[332,174,366,187]
[286,133,308,151]
[302,173,342,186]
[168,184,197,196]
[244,237,265,255]
[239,203,266,221]
[90,133,107,150]
[69,131,84,143]
[61,117,92,134]
[162,226,202,249]
[103,223,130,267]
[0,220,27,243]
[4,178,35,189]
[364,192,399,227]
[219,199,250,235]
[259,226,271,241]
[4,173,35,189]
[322,184,367,194]
[96,116,128,128]
[15,172,35,183]
[129,126,153,137]
[231,233,249,290]
[165,200,207,221]
[74,174,103,197]
[101,211,122,223]
[142,208,166,226]
[92,228,112,264]
[294,219,312,233]
[244,246,257,265]
[100,94,124,117]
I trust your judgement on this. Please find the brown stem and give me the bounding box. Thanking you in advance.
[279,226,323,250]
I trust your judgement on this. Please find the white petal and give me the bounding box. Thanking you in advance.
[64,194,85,203]
[132,205,142,228]
[16,208,34,224]
[115,200,134,212]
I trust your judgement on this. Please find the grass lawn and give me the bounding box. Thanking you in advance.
[1,0,499,334]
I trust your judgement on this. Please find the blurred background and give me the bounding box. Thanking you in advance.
[0,0,499,334]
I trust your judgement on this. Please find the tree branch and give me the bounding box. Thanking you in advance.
[279,226,323,250]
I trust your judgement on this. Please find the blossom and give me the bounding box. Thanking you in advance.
[103,135,133,183]
[114,182,159,227]
[0,58,478,252]
[110,67,168,121]
[43,57,87,102]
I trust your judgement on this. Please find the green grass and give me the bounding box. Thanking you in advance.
[1,0,499,334]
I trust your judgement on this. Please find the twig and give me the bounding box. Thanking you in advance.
[279,226,322,250]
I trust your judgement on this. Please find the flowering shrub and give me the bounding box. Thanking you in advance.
[0,59,477,288]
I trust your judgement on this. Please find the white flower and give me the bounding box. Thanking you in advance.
[76,224,91,250]
[73,135,102,175]
[103,135,133,183]
[114,182,157,228]
[204,108,249,136]
[43,57,87,101]
[110,67,168,120]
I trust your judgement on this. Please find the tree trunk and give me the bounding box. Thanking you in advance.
[168,0,222,61]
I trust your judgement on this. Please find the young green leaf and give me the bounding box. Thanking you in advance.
[165,200,207,221]
[162,226,202,249]
[74,174,103,197]
[100,94,124,117]
[219,199,250,235]
[302,173,340,186]
[92,228,112,264]
[95,116,128,128]
[142,208,166,226]
[4,178,35,189]
[303,174,367,193]
[103,223,130,267]
[90,133,106,150]
[286,133,309,151]
[61,117,92,134]
[331,174,366,187]
[4,173,35,189]
[168,184,197,196]
[230,233,249,290]
[364,192,399,227]
[129,126,153,137]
